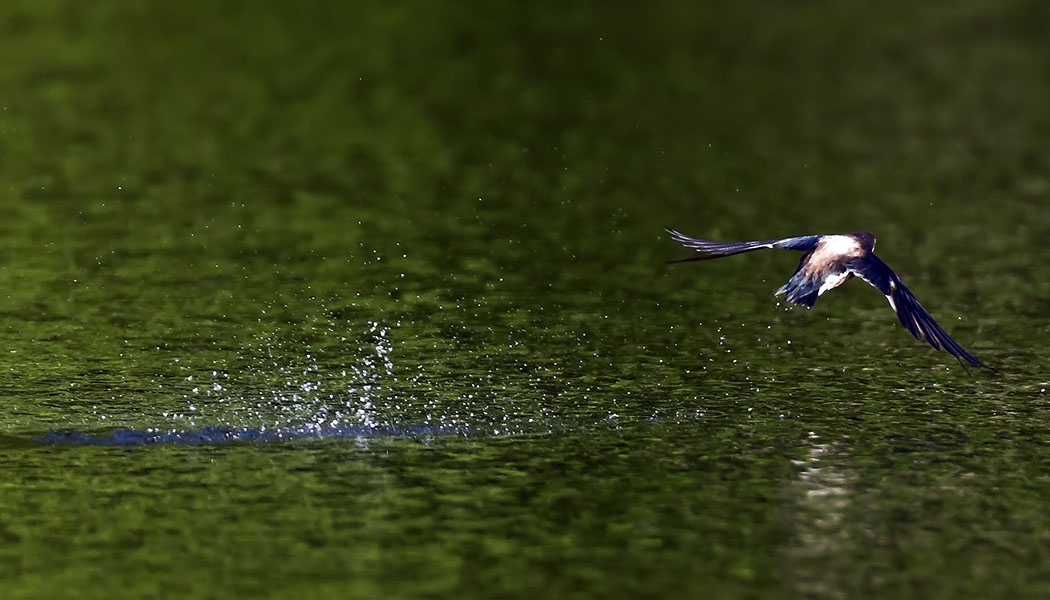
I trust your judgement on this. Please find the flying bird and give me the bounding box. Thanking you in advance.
[666,228,989,370]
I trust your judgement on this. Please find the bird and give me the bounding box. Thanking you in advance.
[666,228,989,371]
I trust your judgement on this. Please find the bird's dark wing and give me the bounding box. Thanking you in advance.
[666,228,820,263]
[847,253,988,368]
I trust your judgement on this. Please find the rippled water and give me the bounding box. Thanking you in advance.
[2,2,1050,598]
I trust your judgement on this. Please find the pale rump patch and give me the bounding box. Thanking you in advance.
[807,235,864,272]
[822,235,862,254]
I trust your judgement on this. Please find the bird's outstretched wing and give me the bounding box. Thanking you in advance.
[666,228,820,263]
[846,254,988,368]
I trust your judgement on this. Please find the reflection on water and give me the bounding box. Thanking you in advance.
[785,431,854,598]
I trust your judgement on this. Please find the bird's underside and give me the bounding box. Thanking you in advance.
[666,228,989,370]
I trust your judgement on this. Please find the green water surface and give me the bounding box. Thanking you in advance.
[2,2,1049,598]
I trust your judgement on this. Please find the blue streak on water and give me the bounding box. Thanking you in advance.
[36,425,468,446]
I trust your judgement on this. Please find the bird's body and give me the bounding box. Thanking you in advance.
[667,228,988,370]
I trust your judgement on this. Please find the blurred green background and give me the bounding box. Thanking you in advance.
[1,1,1049,598]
